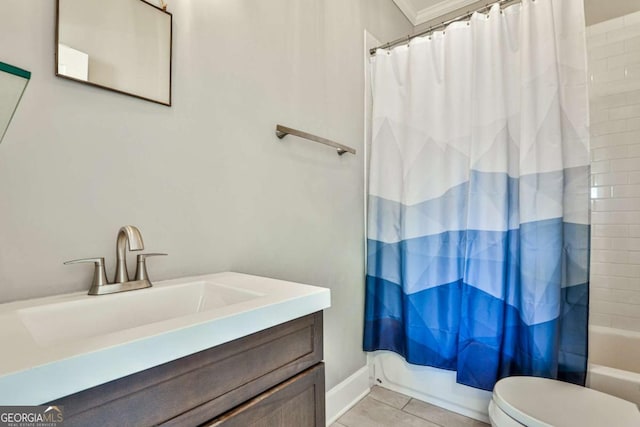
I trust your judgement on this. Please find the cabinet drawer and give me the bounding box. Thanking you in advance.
[206,364,325,427]
[51,312,323,427]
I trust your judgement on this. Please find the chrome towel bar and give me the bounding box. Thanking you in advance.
[275,124,356,156]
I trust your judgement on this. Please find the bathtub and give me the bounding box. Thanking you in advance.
[588,325,640,406]
[369,327,640,423]
[369,351,492,423]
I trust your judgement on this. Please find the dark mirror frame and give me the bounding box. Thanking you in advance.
[55,0,173,106]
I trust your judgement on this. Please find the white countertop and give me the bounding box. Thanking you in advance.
[0,272,331,404]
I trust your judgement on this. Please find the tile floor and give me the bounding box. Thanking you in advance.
[332,386,489,427]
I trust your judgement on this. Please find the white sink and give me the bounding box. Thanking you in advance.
[0,272,331,405]
[18,281,263,347]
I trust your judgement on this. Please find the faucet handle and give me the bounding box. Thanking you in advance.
[134,253,167,282]
[64,257,110,294]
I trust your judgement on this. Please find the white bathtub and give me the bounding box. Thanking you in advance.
[588,325,640,405]
[369,351,492,423]
[369,327,640,423]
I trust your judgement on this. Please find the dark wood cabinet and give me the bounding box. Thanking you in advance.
[50,312,325,427]
[206,364,325,427]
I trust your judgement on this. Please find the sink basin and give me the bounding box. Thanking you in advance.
[0,272,331,405]
[18,281,263,347]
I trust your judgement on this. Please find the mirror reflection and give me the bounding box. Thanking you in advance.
[56,0,172,106]
[0,62,30,145]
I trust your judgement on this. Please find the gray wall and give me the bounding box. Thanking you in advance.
[584,0,640,25]
[0,0,411,391]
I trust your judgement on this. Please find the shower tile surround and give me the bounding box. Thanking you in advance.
[588,10,640,332]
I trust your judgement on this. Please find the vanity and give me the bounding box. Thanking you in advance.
[0,272,331,426]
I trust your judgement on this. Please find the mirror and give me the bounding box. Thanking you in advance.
[0,62,30,145]
[55,0,172,106]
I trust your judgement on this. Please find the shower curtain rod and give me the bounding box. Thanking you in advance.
[369,0,521,55]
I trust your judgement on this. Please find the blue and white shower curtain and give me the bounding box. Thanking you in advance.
[364,0,590,391]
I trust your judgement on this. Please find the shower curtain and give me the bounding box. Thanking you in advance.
[364,0,590,391]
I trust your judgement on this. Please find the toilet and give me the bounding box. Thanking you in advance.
[489,376,640,426]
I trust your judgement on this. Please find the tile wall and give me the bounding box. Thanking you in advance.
[587,10,640,332]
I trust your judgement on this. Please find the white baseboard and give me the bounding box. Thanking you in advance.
[325,366,371,426]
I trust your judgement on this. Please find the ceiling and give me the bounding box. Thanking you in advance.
[393,0,640,27]
[392,0,481,26]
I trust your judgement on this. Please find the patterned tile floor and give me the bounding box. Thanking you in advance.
[331,386,490,427]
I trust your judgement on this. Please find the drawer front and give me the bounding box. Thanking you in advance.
[52,312,323,427]
[205,364,325,427]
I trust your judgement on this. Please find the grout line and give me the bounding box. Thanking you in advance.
[367,396,446,427]
[369,394,448,427]
[365,389,488,427]
[367,394,407,411]
[368,389,413,412]
[402,405,446,427]
[401,397,412,410]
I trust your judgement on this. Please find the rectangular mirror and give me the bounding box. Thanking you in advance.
[0,62,30,145]
[56,0,172,106]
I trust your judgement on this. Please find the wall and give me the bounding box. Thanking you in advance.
[587,10,640,332]
[0,0,412,392]
[412,0,502,34]
[584,0,640,26]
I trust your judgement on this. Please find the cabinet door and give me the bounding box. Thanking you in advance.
[206,364,325,427]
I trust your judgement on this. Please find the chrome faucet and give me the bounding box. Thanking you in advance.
[114,225,145,284]
[65,225,166,296]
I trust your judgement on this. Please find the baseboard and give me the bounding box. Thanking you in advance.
[325,366,371,426]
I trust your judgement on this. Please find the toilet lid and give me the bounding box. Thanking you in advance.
[493,377,640,427]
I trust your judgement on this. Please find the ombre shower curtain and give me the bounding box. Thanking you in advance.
[364,0,590,391]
